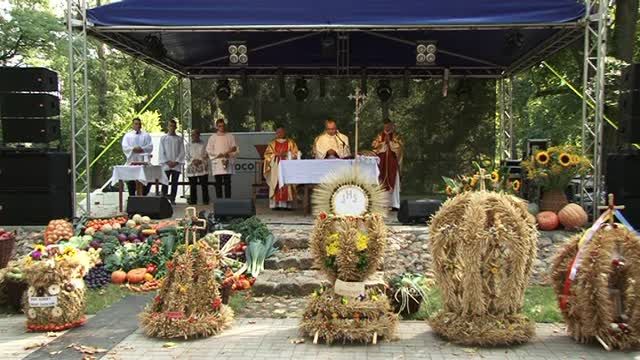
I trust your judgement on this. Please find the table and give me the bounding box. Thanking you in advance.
[110,165,169,212]
[278,157,380,214]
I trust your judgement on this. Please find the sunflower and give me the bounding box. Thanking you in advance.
[512,179,521,192]
[535,151,550,165]
[445,185,454,196]
[470,174,479,187]
[491,171,500,183]
[558,153,572,167]
[570,154,581,165]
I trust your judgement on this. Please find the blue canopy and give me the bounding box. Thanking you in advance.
[86,0,587,78]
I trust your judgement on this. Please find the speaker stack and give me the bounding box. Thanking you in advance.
[0,67,72,225]
[619,64,640,144]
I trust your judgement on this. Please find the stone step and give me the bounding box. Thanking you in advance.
[269,225,313,250]
[252,270,325,296]
[265,248,316,270]
[251,269,387,297]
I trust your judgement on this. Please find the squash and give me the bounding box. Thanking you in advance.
[111,270,127,284]
[141,216,151,224]
[101,224,113,232]
[132,214,142,224]
[537,211,560,231]
[144,273,154,282]
[127,268,147,284]
[558,203,588,230]
[126,220,136,228]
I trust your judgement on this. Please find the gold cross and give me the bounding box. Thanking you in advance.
[598,193,625,225]
[177,207,207,245]
[477,168,493,191]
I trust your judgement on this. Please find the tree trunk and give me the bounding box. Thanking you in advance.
[613,0,639,62]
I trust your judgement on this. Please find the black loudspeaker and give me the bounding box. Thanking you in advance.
[0,93,59,118]
[126,196,173,219]
[0,67,58,92]
[619,64,640,143]
[0,151,71,190]
[0,190,72,225]
[214,199,255,220]
[2,118,60,143]
[606,153,640,228]
[397,199,443,224]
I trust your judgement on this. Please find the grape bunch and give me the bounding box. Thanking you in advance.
[219,233,232,248]
[84,264,111,289]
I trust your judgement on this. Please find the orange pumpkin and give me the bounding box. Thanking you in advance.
[537,211,560,231]
[127,268,147,284]
[558,203,588,229]
[111,270,127,284]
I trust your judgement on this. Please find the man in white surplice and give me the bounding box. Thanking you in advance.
[158,119,185,205]
[312,119,351,159]
[121,117,153,196]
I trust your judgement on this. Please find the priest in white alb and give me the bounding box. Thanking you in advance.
[263,126,299,210]
[158,119,185,205]
[312,119,351,159]
[121,117,153,196]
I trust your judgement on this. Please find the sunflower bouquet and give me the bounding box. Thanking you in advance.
[443,164,521,197]
[522,145,590,190]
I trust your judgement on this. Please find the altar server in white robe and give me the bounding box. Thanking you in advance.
[206,118,239,199]
[158,119,185,204]
[312,119,351,159]
[121,117,153,196]
[186,129,210,205]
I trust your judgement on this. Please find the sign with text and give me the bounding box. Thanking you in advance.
[28,296,58,308]
[334,279,365,298]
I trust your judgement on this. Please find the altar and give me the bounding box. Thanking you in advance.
[277,156,379,214]
[110,165,169,212]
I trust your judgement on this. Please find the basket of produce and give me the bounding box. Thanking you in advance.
[1,262,26,311]
[0,229,16,268]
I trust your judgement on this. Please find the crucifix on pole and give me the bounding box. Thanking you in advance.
[348,87,367,158]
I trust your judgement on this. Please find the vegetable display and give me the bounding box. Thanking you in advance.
[44,220,74,245]
[83,264,111,289]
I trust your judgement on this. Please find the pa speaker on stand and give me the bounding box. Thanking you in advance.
[397,199,443,224]
[213,199,255,221]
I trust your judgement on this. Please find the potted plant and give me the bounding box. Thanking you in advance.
[522,145,590,212]
[387,273,431,316]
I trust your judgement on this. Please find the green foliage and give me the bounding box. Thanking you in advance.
[225,216,271,243]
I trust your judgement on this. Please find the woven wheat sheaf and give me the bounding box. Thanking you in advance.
[428,191,538,346]
[551,226,640,350]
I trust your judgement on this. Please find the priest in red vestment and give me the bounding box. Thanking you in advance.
[263,127,300,210]
[371,119,404,210]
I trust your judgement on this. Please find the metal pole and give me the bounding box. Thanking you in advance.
[66,0,77,216]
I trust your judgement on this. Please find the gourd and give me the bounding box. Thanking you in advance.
[144,273,154,282]
[536,211,559,231]
[558,203,588,230]
[111,270,127,284]
[127,268,147,284]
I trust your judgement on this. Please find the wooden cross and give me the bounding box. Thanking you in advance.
[598,193,625,225]
[348,87,367,157]
[477,168,493,191]
[176,207,207,245]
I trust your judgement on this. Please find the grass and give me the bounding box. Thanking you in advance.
[85,284,131,314]
[401,285,562,323]
[227,292,248,314]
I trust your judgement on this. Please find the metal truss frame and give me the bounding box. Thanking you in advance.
[67,0,91,217]
[498,78,515,161]
[580,0,609,218]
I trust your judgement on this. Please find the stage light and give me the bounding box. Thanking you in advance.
[215,79,231,101]
[228,42,248,66]
[144,34,167,59]
[416,41,437,66]
[293,78,309,101]
[376,79,392,103]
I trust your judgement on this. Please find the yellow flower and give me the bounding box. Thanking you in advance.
[62,247,77,258]
[491,171,500,183]
[558,153,572,167]
[512,180,521,192]
[328,233,340,243]
[34,244,46,253]
[326,241,340,256]
[570,155,580,165]
[535,151,550,165]
[470,174,479,187]
[356,232,369,251]
[445,185,453,196]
